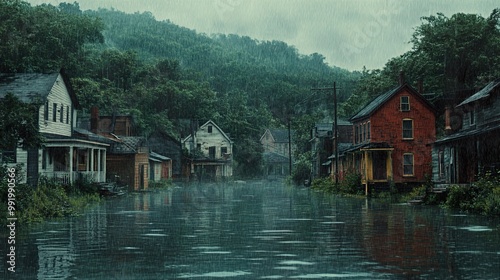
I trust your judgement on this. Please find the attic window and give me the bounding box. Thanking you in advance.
[400,96,410,111]
[208,125,213,133]
[44,101,49,121]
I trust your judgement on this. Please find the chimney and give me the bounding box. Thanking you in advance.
[90,106,99,133]
[444,106,452,134]
[398,70,405,85]
[417,78,423,95]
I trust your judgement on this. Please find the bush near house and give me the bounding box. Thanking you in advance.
[445,173,500,216]
[1,166,101,224]
[311,172,363,195]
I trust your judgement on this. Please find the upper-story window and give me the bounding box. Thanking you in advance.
[400,96,410,111]
[44,101,49,121]
[469,110,475,126]
[60,103,64,122]
[367,122,371,140]
[208,125,213,133]
[52,103,57,122]
[66,105,69,124]
[402,119,413,139]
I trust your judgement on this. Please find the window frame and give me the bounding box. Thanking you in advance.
[403,153,414,176]
[400,96,410,112]
[402,119,414,140]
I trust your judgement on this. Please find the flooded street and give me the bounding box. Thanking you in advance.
[2,181,500,279]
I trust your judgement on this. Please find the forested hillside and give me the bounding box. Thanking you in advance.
[2,0,499,177]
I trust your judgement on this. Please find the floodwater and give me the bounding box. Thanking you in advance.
[1,181,499,279]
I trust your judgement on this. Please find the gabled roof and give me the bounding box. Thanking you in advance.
[457,78,500,107]
[0,69,80,109]
[350,83,435,122]
[182,120,233,143]
[260,128,295,143]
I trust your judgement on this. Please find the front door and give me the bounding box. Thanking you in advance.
[372,151,387,180]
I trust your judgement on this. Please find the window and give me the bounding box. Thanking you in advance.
[208,125,213,133]
[354,125,359,144]
[60,103,64,122]
[438,150,444,179]
[221,147,228,155]
[403,153,414,176]
[42,149,47,170]
[367,122,371,140]
[209,146,216,159]
[52,103,57,122]
[402,119,413,139]
[66,106,69,124]
[400,96,410,111]
[44,101,49,121]
[469,110,475,126]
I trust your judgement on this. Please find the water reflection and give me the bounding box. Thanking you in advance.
[1,181,499,279]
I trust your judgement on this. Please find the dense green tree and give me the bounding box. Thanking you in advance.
[0,93,43,151]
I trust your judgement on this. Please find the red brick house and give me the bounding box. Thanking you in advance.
[346,81,436,193]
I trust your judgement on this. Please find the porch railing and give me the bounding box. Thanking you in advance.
[40,171,106,184]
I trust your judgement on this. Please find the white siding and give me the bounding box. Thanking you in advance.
[39,74,73,137]
[15,148,28,183]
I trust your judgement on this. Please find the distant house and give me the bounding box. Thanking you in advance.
[310,123,333,179]
[182,120,233,181]
[149,151,172,182]
[0,70,109,186]
[87,108,149,191]
[326,120,353,181]
[147,131,182,179]
[433,78,500,185]
[260,128,295,177]
[346,79,436,193]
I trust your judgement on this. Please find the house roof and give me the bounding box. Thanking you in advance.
[0,69,80,109]
[434,120,500,144]
[261,128,296,143]
[109,136,147,154]
[263,151,289,163]
[350,83,435,122]
[457,78,500,107]
[149,151,171,162]
[182,120,233,143]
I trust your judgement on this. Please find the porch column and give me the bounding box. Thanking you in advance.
[69,146,74,183]
[97,149,101,182]
[90,148,95,181]
[102,150,106,182]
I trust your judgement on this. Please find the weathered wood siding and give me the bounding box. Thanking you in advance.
[38,74,74,137]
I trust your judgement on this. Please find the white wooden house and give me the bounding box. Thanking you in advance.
[182,120,233,180]
[0,70,109,185]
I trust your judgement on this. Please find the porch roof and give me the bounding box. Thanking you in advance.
[44,137,109,149]
[345,142,393,153]
[434,121,500,144]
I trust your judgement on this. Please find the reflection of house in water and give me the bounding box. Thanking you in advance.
[360,207,440,277]
[37,242,76,279]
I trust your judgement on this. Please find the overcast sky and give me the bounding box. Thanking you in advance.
[27,0,499,71]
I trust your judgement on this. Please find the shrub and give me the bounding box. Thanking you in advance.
[445,173,500,216]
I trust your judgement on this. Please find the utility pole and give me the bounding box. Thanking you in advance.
[311,82,339,185]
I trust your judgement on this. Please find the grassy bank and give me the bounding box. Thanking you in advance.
[312,172,500,217]
[1,167,101,224]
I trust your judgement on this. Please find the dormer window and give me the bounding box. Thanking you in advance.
[400,96,410,111]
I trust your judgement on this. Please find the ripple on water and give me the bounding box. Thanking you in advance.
[177,271,251,278]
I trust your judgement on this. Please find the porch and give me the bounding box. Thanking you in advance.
[40,138,108,185]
